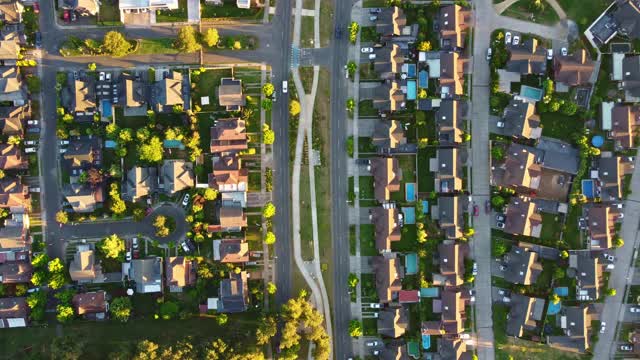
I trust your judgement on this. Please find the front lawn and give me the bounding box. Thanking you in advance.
[359,100,378,117]
[155,0,188,22]
[97,0,122,25]
[502,0,560,25]
[360,224,378,256]
[201,0,263,19]
[360,26,380,43]
[132,38,179,55]
[359,176,375,201]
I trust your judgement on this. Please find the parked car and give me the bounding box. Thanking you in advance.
[496,214,506,222]
[99,72,105,81]
[372,350,380,356]
[512,35,520,45]
[59,140,69,146]
[365,341,379,347]
[361,47,374,53]
[59,148,67,154]
[106,73,112,81]
[505,32,512,44]
[282,80,288,93]
[630,307,640,313]
[486,48,492,61]
[620,344,633,351]
[502,296,511,303]
[600,322,606,334]
[70,11,77,22]
[182,193,190,207]
[369,8,382,14]
[561,47,568,56]
[25,140,37,146]
[27,120,39,126]
[25,147,36,154]
[472,262,478,276]
[132,237,139,250]
[485,200,490,214]
[497,222,505,229]
[603,253,615,262]
[33,2,39,13]
[368,54,376,60]
[496,120,505,128]
[27,127,40,134]
[460,333,471,340]
[63,9,70,23]
[181,241,192,253]
[356,158,371,165]
[125,251,132,262]
[35,32,42,49]
[370,303,381,309]
[547,49,553,60]
[29,187,40,192]
[369,15,378,21]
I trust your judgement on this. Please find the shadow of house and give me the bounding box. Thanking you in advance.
[506,294,545,338]
[0,297,27,328]
[63,183,104,213]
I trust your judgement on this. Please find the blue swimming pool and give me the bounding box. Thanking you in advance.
[407,64,416,78]
[422,200,429,214]
[520,85,543,102]
[419,70,428,88]
[406,182,416,202]
[582,179,595,199]
[547,301,561,315]
[163,139,185,149]
[407,80,417,100]
[405,253,417,275]
[422,334,431,350]
[104,140,116,149]
[420,287,440,298]
[101,100,112,118]
[402,207,416,224]
[554,287,569,296]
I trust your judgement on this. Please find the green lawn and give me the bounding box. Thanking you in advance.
[132,39,179,55]
[360,224,378,256]
[362,318,378,336]
[248,172,261,191]
[493,304,509,345]
[358,100,378,117]
[97,0,122,25]
[557,0,611,32]
[563,204,583,249]
[359,176,375,201]
[392,224,416,252]
[360,26,380,43]
[155,0,188,22]
[502,0,560,25]
[417,147,436,194]
[539,212,563,244]
[539,111,583,140]
[362,0,388,7]
[192,68,233,112]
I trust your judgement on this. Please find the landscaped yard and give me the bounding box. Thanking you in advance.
[417,147,436,194]
[360,223,378,256]
[98,0,122,25]
[191,68,233,112]
[539,212,563,244]
[557,0,611,31]
[360,26,380,43]
[132,39,179,55]
[359,176,375,201]
[391,155,416,204]
[201,0,263,19]
[359,100,379,117]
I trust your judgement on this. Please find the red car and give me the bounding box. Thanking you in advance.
[33,2,39,13]
[63,9,70,23]
[473,205,479,217]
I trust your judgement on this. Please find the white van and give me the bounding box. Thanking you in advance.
[282,80,288,93]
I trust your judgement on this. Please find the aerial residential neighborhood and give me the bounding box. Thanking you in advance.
[2,0,640,359]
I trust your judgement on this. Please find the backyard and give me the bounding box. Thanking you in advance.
[557,0,611,31]
[539,111,583,140]
[201,0,263,19]
[191,68,233,112]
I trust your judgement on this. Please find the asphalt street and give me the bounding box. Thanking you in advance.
[329,0,355,358]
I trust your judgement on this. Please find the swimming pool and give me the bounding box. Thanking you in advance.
[582,179,595,199]
[402,207,416,224]
[407,80,417,100]
[405,182,416,202]
[101,100,113,118]
[554,287,568,296]
[407,64,416,78]
[422,200,429,214]
[420,287,440,298]
[422,334,431,350]
[104,140,116,149]
[592,135,604,148]
[547,301,561,315]
[419,70,428,88]
[405,253,417,275]
[163,139,185,149]
[519,85,543,102]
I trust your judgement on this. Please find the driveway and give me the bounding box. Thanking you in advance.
[187,0,201,23]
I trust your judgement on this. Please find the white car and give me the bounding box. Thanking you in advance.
[132,237,139,250]
[106,73,112,81]
[126,251,132,262]
[99,72,105,81]
[512,35,520,45]
[600,322,606,334]
[59,148,67,154]
[372,350,380,356]
[366,341,379,347]
[59,140,69,146]
[370,303,381,309]
[282,80,288,93]
[561,47,568,56]
[460,333,471,340]
[505,32,512,44]
[25,140,37,146]
[361,47,374,53]
[27,120,39,126]
[496,121,505,128]
[182,193,190,207]
[472,262,478,276]
[486,48,492,61]
[25,147,36,153]
[547,49,553,60]
[368,54,376,60]
[369,16,378,21]
[29,187,40,192]
[630,307,640,313]
[497,222,505,229]
[621,344,633,351]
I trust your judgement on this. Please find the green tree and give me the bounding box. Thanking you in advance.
[15,284,27,296]
[133,208,145,222]
[560,250,569,259]
[493,238,508,256]
[55,289,77,304]
[346,98,355,112]
[139,136,164,163]
[203,188,218,200]
[0,169,5,179]
[134,340,159,360]
[349,319,362,337]
[550,293,560,305]
[48,258,65,273]
[100,234,125,259]
[261,98,273,110]
[348,273,359,288]
[417,41,432,51]
[256,316,278,345]
[56,304,74,323]
[49,272,67,290]
[159,301,179,319]
[561,101,578,116]
[216,313,228,325]
[103,31,132,57]
[267,282,277,295]
[289,100,301,116]
[106,123,120,139]
[264,231,276,245]
[554,267,565,279]
[56,210,69,224]
[175,26,201,53]
[263,124,275,145]
[31,253,49,269]
[491,195,505,209]
[87,63,97,71]
[119,128,134,143]
[491,146,505,161]
[110,297,132,323]
[418,88,427,99]
[263,202,276,218]
[614,236,624,248]
[203,28,220,47]
[347,60,357,77]
[607,288,617,297]
[51,335,84,360]
[262,83,275,97]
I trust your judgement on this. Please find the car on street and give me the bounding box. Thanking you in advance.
[106,73,112,81]
[132,237,139,250]
[25,147,36,153]
[63,9,70,23]
[282,80,288,93]
[620,344,633,351]
[547,49,553,60]
[365,341,379,347]
[368,54,376,60]
[369,8,382,14]
[71,11,77,22]
[600,322,606,333]
[181,241,192,253]
[126,251,132,262]
[33,2,39,13]
[35,32,42,49]
[370,303,381,308]
[182,193,190,207]
[59,140,69,146]
[29,187,40,192]
[561,47,568,56]
[27,120,39,126]
[497,222,505,229]
[473,205,479,216]
[630,307,640,313]
[59,148,67,154]
[361,47,374,53]
[472,262,478,276]
[505,32,512,44]
[486,48,492,61]
[512,35,520,45]
[25,140,37,146]
[485,200,490,214]
[369,16,378,21]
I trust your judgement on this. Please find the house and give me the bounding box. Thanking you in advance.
[553,49,595,87]
[438,5,471,50]
[63,183,104,213]
[502,246,543,285]
[0,40,19,64]
[506,294,545,338]
[374,44,404,79]
[0,177,29,210]
[0,145,25,171]
[0,106,23,136]
[165,256,197,292]
[62,0,99,15]
[210,118,248,153]
[438,196,465,240]
[129,257,163,294]
[436,99,464,145]
[0,73,25,106]
[62,137,101,173]
[209,154,248,193]
[500,97,542,140]
[123,167,158,202]
[71,80,96,115]
[218,78,245,111]
[370,157,401,203]
[587,205,617,249]
[68,244,104,283]
[630,328,640,355]
[598,156,634,201]
[377,306,408,338]
[613,0,640,40]
[0,260,31,284]
[373,81,405,113]
[496,143,541,191]
[0,1,23,23]
[155,71,183,112]
[0,224,28,260]
[439,52,465,97]
[236,0,251,9]
[122,73,147,111]
[503,197,543,238]
[218,271,249,313]
[506,39,547,75]
[72,291,108,320]
[569,252,603,301]
[548,305,592,353]
[434,148,462,193]
[610,104,640,149]
[161,160,194,195]
[379,343,409,360]
[621,55,640,100]
[216,206,247,232]
[373,254,404,303]
[376,6,407,37]
[421,289,467,336]
[370,207,401,253]
[436,242,466,286]
[0,297,27,328]
[398,290,419,304]
[119,0,179,23]
[213,238,249,263]
[371,120,406,151]
[439,337,473,360]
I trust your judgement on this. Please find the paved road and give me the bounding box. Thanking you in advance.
[329,0,355,358]
[593,154,640,358]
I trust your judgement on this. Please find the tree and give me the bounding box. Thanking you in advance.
[110,297,132,323]
[56,210,69,224]
[15,284,27,296]
[491,195,505,209]
[216,313,228,325]
[100,234,125,259]
[289,100,301,116]
[417,41,432,51]
[103,31,132,57]
[154,215,171,237]
[346,98,355,112]
[233,41,242,49]
[175,26,201,53]
[136,127,151,142]
[418,88,427,99]
[348,22,359,44]
[614,236,624,248]
[0,169,5,179]
[119,128,134,143]
[491,146,505,161]
[348,273,359,288]
[348,319,362,337]
[550,293,560,305]
[139,136,164,163]
[561,101,578,116]
[264,231,276,245]
[32,253,49,269]
[87,63,97,71]
[554,267,565,280]
[261,98,272,110]
[266,282,277,295]
[31,270,46,286]
[262,83,275,97]
[203,28,220,47]
[56,304,74,323]
[263,124,275,145]
[134,340,159,360]
[203,188,218,200]
[256,316,278,345]
[560,250,569,259]
[48,258,65,273]
[493,238,508,256]
[51,336,84,360]
[263,202,276,219]
[607,288,617,297]
[347,60,357,77]
[49,272,67,290]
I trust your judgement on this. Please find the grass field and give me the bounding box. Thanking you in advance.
[133,38,179,55]
[557,0,611,31]
[502,0,560,25]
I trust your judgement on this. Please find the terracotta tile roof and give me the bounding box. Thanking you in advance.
[210,118,248,153]
[72,291,107,315]
[209,154,248,191]
[219,206,247,229]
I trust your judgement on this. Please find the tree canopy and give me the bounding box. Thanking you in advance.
[175,26,202,53]
[103,31,132,57]
[203,28,220,47]
[110,297,132,323]
[139,136,164,163]
[100,234,125,259]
